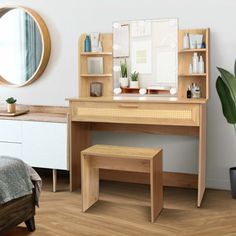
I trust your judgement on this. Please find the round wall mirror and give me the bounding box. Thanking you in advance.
[0,6,51,87]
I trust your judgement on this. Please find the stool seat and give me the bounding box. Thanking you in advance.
[81,144,163,222]
[82,144,162,160]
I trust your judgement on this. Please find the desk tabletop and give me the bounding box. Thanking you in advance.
[0,105,68,123]
[67,96,207,104]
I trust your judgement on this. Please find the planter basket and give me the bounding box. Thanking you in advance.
[230,167,236,198]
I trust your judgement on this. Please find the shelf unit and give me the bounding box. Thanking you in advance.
[178,29,210,99]
[179,74,207,77]
[80,74,112,77]
[79,33,113,97]
[80,52,112,56]
[178,48,207,53]
[79,29,210,99]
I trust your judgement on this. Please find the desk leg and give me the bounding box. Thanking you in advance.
[70,121,91,191]
[198,104,206,207]
[150,151,163,222]
[81,154,99,212]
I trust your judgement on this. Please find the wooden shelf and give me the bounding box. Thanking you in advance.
[80,52,112,56]
[179,48,207,53]
[80,74,112,77]
[179,74,206,77]
[178,28,209,99]
[79,33,113,97]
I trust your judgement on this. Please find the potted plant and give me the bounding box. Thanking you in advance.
[216,60,236,198]
[6,97,17,113]
[119,59,128,88]
[130,71,139,88]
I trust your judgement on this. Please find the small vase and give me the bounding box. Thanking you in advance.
[84,35,91,52]
[129,81,139,89]
[119,77,128,88]
[7,103,16,113]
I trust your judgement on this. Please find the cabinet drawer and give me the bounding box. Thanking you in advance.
[0,120,22,142]
[22,121,68,170]
[71,101,200,126]
[0,142,22,158]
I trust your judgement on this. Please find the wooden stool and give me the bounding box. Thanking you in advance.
[81,145,163,222]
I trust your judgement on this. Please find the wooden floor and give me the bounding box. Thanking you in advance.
[3,171,236,236]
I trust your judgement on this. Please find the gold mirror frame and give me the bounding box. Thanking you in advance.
[0,6,51,87]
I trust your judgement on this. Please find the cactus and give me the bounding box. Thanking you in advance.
[6,97,17,104]
[130,71,139,81]
[120,59,127,78]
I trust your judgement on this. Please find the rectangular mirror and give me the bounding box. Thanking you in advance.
[113,18,178,95]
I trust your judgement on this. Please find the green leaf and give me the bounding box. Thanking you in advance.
[217,67,236,104]
[216,76,236,124]
[234,59,236,77]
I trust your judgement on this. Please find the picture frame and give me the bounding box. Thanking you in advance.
[87,57,103,74]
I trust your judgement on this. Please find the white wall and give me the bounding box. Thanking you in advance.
[1,0,236,190]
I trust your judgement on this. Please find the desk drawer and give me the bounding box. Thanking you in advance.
[71,101,200,126]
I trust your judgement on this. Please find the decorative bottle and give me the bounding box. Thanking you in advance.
[183,33,190,49]
[192,53,199,74]
[198,56,205,74]
[187,85,192,98]
[84,35,91,52]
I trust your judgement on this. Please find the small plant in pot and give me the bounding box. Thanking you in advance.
[130,71,139,89]
[216,60,236,198]
[119,59,128,88]
[6,97,17,113]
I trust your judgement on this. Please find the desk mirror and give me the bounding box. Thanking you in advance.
[113,18,178,95]
[0,6,51,87]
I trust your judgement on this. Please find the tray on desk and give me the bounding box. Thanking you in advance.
[0,109,29,117]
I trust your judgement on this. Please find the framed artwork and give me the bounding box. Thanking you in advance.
[131,40,152,74]
[87,57,103,74]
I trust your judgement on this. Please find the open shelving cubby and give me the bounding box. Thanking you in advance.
[178,28,210,100]
[79,33,113,97]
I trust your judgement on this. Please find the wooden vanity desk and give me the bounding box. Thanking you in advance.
[69,28,210,206]
[68,96,207,207]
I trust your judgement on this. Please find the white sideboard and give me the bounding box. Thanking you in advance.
[0,118,68,191]
[22,121,68,170]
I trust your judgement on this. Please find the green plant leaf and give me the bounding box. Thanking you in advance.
[234,59,236,77]
[216,76,236,123]
[217,67,236,104]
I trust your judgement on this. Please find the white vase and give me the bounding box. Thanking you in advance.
[119,77,128,88]
[129,81,139,89]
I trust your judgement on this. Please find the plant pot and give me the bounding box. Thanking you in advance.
[7,103,16,113]
[119,77,128,88]
[230,167,236,198]
[129,81,139,89]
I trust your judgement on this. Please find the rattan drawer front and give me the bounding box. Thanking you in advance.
[71,102,200,126]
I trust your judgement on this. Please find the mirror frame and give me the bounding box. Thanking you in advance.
[0,5,51,87]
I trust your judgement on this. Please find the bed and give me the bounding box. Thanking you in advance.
[0,188,35,234]
[0,156,41,234]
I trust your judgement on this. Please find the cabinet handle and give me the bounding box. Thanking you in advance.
[119,104,139,108]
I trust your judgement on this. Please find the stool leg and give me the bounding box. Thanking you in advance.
[150,151,163,222]
[81,154,99,212]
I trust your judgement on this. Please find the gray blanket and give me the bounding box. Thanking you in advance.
[0,156,41,205]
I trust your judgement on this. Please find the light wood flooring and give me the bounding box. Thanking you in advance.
[3,170,236,236]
